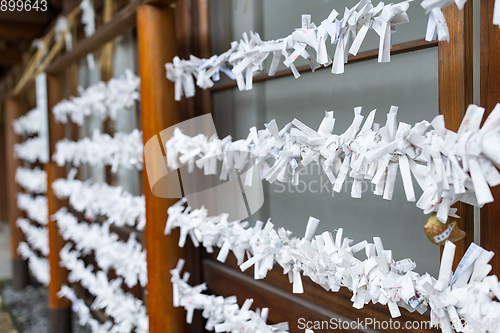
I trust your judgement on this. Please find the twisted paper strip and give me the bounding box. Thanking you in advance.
[422,0,500,42]
[16,218,48,256]
[15,167,47,194]
[12,107,43,135]
[17,242,49,286]
[14,136,49,163]
[166,200,500,332]
[167,104,500,224]
[52,175,146,230]
[59,244,149,333]
[58,286,117,333]
[52,69,140,125]
[17,193,48,225]
[53,208,147,287]
[165,0,410,100]
[171,259,290,333]
[52,129,143,172]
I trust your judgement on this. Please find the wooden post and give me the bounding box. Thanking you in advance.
[480,0,500,277]
[137,3,188,333]
[4,97,29,289]
[45,73,72,333]
[438,2,474,267]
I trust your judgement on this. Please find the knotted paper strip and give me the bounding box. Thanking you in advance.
[15,167,47,194]
[17,242,49,286]
[52,69,140,125]
[171,259,290,333]
[52,174,146,230]
[53,208,147,287]
[59,244,148,333]
[52,129,143,172]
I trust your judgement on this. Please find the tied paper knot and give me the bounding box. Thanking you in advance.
[171,259,290,333]
[167,200,500,332]
[14,136,49,163]
[166,104,500,224]
[15,167,47,194]
[165,0,411,101]
[54,16,73,52]
[422,0,500,41]
[12,107,43,135]
[17,193,48,225]
[59,244,149,333]
[52,174,146,231]
[53,208,147,288]
[52,69,140,125]
[17,242,49,286]
[52,129,143,172]
[16,218,48,256]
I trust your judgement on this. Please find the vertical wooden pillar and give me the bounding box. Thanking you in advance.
[0,120,9,222]
[438,2,474,267]
[4,97,29,289]
[480,0,500,277]
[137,3,187,333]
[45,73,72,333]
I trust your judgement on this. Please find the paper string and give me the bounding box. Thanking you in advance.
[52,69,140,125]
[166,104,500,224]
[59,244,149,333]
[53,208,147,288]
[16,218,48,256]
[52,175,146,230]
[17,242,50,286]
[55,17,73,52]
[171,259,290,333]
[166,200,500,332]
[17,193,48,225]
[165,0,410,100]
[14,136,49,163]
[15,167,47,194]
[52,129,143,172]
[58,286,118,333]
[12,107,43,135]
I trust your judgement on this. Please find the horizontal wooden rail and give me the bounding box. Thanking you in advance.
[203,253,438,333]
[45,1,140,74]
[211,39,438,93]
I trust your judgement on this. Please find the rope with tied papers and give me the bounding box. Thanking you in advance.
[166,104,500,225]
[167,200,500,333]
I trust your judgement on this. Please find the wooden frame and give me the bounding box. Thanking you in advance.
[2,1,498,333]
[480,0,500,277]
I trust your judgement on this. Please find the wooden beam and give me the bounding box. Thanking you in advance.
[480,0,500,277]
[438,2,474,268]
[45,73,72,333]
[45,0,141,74]
[0,21,45,42]
[4,97,29,290]
[137,3,187,333]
